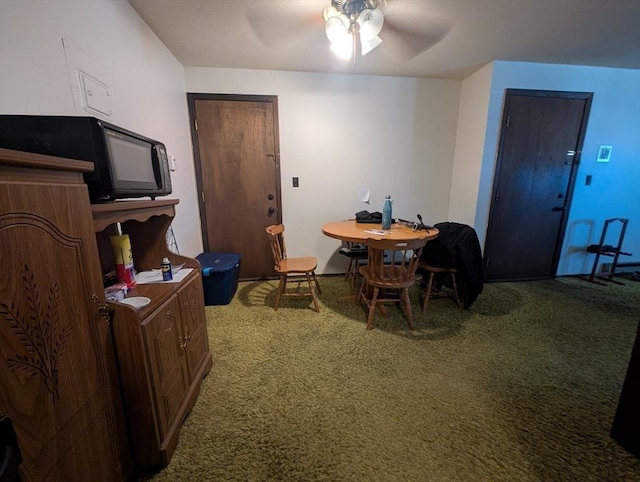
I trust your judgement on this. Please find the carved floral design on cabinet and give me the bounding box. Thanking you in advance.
[0,264,70,400]
[182,285,200,322]
[159,310,178,362]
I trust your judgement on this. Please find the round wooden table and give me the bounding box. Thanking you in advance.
[322,220,439,304]
[322,220,439,244]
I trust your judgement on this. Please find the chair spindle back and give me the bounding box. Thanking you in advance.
[266,224,287,269]
[366,237,428,286]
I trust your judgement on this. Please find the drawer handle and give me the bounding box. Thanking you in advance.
[179,333,191,351]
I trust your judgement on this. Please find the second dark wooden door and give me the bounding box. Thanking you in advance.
[189,95,281,279]
[484,89,592,281]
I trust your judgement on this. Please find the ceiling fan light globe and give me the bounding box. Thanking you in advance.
[325,14,350,43]
[330,38,353,60]
[370,0,388,12]
[360,34,382,55]
[357,8,384,38]
[322,6,339,22]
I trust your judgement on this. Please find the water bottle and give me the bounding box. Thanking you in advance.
[161,257,173,281]
[382,195,393,230]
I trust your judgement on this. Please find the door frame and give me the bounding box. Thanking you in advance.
[485,88,593,281]
[186,93,282,255]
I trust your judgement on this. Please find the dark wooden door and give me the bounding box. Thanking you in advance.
[484,89,592,281]
[188,94,282,279]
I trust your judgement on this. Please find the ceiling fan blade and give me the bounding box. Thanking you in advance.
[246,3,323,49]
[381,2,451,61]
[381,23,449,61]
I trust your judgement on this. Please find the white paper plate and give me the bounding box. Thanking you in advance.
[120,296,151,309]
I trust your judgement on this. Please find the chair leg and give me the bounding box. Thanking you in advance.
[275,275,286,310]
[312,271,322,294]
[349,262,357,294]
[307,272,320,312]
[357,277,367,305]
[345,258,354,281]
[422,272,435,314]
[366,287,379,330]
[450,272,462,309]
[402,287,415,330]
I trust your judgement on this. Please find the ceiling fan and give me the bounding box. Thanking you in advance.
[323,0,387,59]
[246,0,450,63]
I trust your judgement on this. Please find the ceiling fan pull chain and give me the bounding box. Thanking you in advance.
[351,21,358,65]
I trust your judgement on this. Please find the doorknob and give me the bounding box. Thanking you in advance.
[552,206,566,212]
[267,207,276,217]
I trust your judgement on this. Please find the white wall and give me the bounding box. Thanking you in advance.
[5,1,634,279]
[454,61,640,276]
[186,68,461,273]
[449,63,494,228]
[0,0,203,257]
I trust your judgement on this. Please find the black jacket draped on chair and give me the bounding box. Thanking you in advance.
[419,222,484,308]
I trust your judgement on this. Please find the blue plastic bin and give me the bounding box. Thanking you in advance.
[196,252,241,305]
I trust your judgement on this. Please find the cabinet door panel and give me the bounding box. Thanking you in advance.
[0,182,130,481]
[142,296,190,438]
[178,276,210,379]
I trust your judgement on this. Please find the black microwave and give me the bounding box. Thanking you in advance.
[0,115,172,202]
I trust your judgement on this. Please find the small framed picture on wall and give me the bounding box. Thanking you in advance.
[597,145,613,163]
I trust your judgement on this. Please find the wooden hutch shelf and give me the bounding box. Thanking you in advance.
[92,199,212,468]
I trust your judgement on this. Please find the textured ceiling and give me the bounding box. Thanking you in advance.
[128,0,640,79]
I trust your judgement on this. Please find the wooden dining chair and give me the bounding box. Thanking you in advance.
[357,237,428,330]
[418,263,463,313]
[417,222,483,312]
[265,224,321,312]
[338,241,368,294]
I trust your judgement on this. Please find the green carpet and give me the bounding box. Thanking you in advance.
[144,275,640,481]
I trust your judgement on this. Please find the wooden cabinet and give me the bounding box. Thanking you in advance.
[178,276,210,379]
[93,199,212,468]
[0,149,132,481]
[143,294,191,442]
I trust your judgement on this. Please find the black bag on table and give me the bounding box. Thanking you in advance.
[355,210,383,223]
